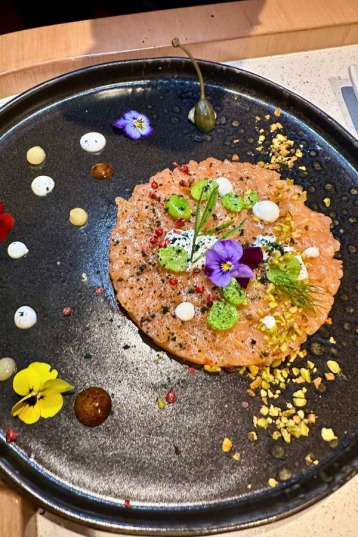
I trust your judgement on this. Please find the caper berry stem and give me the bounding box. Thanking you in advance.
[172,38,206,100]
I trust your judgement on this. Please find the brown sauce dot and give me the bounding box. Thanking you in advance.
[91,163,114,180]
[74,386,112,427]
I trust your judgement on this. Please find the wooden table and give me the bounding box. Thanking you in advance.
[1,1,358,536]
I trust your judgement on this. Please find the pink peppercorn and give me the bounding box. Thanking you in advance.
[62,306,72,316]
[95,287,104,295]
[165,391,177,404]
[169,278,178,286]
[6,428,17,443]
[151,181,158,189]
[149,192,157,200]
[174,218,185,228]
[154,228,164,236]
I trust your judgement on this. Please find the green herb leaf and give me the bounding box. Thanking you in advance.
[198,183,219,232]
[220,219,246,240]
[267,257,301,284]
[267,256,322,311]
[190,183,218,262]
[205,220,234,235]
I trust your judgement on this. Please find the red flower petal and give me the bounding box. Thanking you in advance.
[0,212,15,242]
[236,247,263,289]
[240,247,263,269]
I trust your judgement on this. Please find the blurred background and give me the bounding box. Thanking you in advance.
[1,0,233,35]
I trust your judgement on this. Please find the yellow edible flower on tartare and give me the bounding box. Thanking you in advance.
[11,362,73,424]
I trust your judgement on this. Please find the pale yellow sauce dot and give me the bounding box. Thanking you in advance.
[69,208,88,227]
[26,146,46,165]
[0,357,16,381]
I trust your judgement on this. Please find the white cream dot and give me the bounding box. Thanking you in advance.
[80,132,106,153]
[261,315,276,329]
[31,175,55,196]
[7,242,29,259]
[303,247,320,258]
[252,200,280,223]
[0,358,16,381]
[14,306,37,329]
[175,302,195,321]
[215,177,233,196]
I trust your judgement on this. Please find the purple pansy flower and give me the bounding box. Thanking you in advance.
[205,240,255,287]
[237,247,264,289]
[112,110,153,140]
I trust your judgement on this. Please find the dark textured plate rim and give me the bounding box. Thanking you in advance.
[0,57,357,535]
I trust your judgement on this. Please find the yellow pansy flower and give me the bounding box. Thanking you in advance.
[11,362,73,425]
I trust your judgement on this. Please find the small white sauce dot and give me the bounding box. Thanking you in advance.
[80,132,106,153]
[0,357,16,381]
[261,315,276,329]
[175,302,195,321]
[303,247,320,258]
[215,177,233,196]
[14,306,37,329]
[252,200,280,223]
[31,175,55,197]
[7,241,29,259]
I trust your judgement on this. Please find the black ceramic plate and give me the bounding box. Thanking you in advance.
[0,58,357,535]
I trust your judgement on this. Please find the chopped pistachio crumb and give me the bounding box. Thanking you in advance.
[327,360,341,374]
[157,397,166,409]
[321,427,337,442]
[232,451,241,461]
[248,431,258,442]
[204,364,222,373]
[323,197,331,207]
[222,437,233,452]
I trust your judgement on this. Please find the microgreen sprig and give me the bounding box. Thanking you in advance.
[273,277,324,312]
[267,257,323,311]
[190,183,218,262]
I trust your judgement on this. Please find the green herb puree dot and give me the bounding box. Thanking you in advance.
[207,300,239,330]
[157,246,188,272]
[221,278,246,305]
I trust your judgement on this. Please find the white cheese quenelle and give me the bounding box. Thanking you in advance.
[164,229,217,270]
[252,200,280,223]
[215,177,233,196]
[175,302,195,321]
